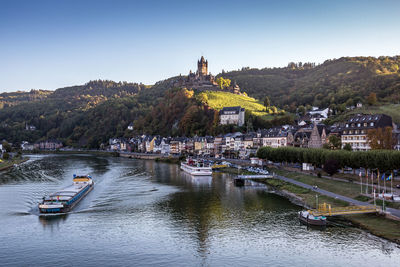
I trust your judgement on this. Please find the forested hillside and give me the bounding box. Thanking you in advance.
[0,80,147,147]
[220,56,400,110]
[1,55,400,148]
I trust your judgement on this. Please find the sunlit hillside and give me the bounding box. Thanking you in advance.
[198,91,283,119]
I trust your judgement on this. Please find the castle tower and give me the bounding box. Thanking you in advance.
[197,56,208,76]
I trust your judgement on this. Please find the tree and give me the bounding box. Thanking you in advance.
[2,152,10,160]
[367,127,393,150]
[297,105,306,116]
[216,77,231,89]
[328,135,341,150]
[343,143,352,151]
[197,93,208,104]
[367,92,377,105]
[264,96,270,108]
[2,141,12,152]
[323,158,340,176]
[345,98,354,107]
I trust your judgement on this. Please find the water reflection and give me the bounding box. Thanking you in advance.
[181,173,212,187]
[0,155,399,266]
[39,214,69,228]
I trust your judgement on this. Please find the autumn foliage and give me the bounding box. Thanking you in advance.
[367,127,394,150]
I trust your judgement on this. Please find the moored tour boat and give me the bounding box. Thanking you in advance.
[298,210,327,226]
[38,175,94,214]
[180,158,212,176]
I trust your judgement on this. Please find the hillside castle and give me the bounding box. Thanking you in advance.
[174,56,241,94]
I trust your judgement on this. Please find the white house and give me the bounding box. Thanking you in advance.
[160,138,171,155]
[308,107,330,123]
[219,106,245,126]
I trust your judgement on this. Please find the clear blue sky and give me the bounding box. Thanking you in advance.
[1,0,399,92]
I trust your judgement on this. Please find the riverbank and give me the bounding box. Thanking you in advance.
[24,150,119,157]
[257,176,400,244]
[0,157,29,171]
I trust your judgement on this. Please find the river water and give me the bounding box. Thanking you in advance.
[0,154,399,266]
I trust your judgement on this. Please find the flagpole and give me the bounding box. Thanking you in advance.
[360,171,362,194]
[377,169,380,195]
[391,171,393,196]
[373,187,376,206]
[384,173,386,194]
[370,172,373,196]
[365,169,368,195]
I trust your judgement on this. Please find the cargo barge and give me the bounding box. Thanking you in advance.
[38,175,94,214]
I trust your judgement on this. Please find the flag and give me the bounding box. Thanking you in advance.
[359,172,362,177]
[381,174,385,180]
[387,174,392,181]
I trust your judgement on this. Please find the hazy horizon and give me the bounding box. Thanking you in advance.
[1,0,400,92]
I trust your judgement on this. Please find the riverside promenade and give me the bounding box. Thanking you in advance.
[273,173,400,220]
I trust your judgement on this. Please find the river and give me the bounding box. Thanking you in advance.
[0,154,399,266]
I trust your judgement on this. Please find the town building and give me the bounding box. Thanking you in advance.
[219,106,245,126]
[294,124,327,148]
[34,139,63,150]
[340,114,393,151]
[308,124,327,148]
[261,127,294,148]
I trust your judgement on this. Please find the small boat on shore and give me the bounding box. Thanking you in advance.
[38,175,94,214]
[298,210,326,226]
[180,158,212,176]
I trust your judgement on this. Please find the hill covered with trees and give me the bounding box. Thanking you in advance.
[1,55,400,148]
[0,80,147,147]
[219,56,400,111]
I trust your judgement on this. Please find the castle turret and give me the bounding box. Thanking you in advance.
[197,56,208,76]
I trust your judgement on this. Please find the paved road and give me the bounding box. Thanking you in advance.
[274,174,400,219]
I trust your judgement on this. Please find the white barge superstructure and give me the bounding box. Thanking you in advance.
[38,175,94,214]
[180,158,212,176]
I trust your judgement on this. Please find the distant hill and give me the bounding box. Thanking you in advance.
[0,89,52,108]
[219,56,400,109]
[0,80,147,146]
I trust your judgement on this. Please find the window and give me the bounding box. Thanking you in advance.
[364,123,367,127]
[370,122,374,127]
[346,124,349,128]
[355,130,359,134]
[357,123,361,127]
[349,130,353,134]
[351,123,355,127]
[343,130,347,134]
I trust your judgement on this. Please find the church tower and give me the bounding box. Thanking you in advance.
[197,56,208,76]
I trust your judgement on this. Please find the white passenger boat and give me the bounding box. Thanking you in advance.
[298,210,326,226]
[180,158,212,176]
[38,175,94,214]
